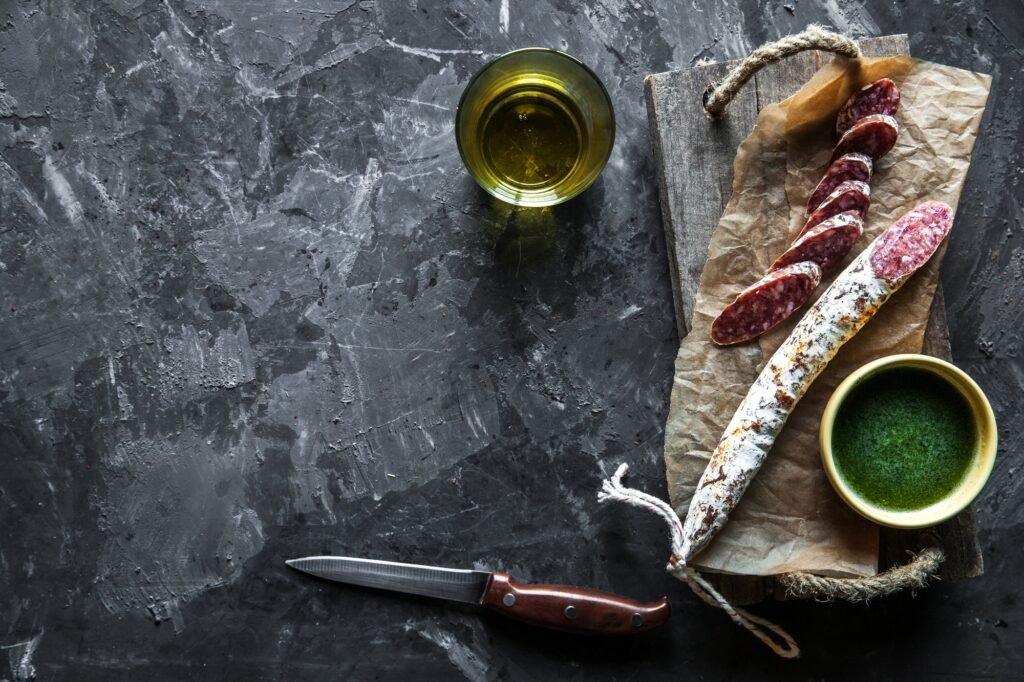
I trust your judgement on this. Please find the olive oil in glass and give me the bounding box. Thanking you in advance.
[456,49,615,207]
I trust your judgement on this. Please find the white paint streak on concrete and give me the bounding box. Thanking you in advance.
[276,34,384,86]
[382,38,489,62]
[203,161,243,227]
[42,155,84,223]
[125,58,158,76]
[163,0,196,38]
[618,303,643,320]
[390,95,451,111]
[499,0,509,34]
[418,627,491,682]
[307,167,353,184]
[237,66,282,100]
[1,630,43,682]
[331,158,382,283]
[820,0,881,37]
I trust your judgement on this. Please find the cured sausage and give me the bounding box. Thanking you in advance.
[710,262,822,346]
[806,153,873,215]
[799,180,870,238]
[771,211,863,274]
[836,78,901,136]
[870,201,953,282]
[681,202,954,565]
[830,114,899,163]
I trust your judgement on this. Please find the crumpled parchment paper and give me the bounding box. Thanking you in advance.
[663,56,991,577]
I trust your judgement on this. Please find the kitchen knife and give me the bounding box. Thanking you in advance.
[286,555,670,636]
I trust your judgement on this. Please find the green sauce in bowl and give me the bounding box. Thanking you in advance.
[831,367,976,511]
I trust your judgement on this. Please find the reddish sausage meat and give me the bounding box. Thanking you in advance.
[806,153,872,215]
[710,262,822,346]
[830,114,899,163]
[771,211,864,274]
[799,180,870,238]
[836,78,901,136]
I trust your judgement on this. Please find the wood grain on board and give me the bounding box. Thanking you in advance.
[645,34,982,603]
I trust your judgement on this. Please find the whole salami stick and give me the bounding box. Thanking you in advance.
[680,202,954,565]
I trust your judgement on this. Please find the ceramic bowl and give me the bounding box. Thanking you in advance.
[820,354,997,528]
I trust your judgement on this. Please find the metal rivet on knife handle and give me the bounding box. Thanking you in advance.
[564,605,577,620]
[631,613,644,628]
[502,593,516,607]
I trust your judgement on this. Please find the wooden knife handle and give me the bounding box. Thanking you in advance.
[480,573,670,636]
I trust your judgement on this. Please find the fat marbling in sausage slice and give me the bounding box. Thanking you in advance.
[710,262,822,346]
[799,180,870,238]
[806,153,873,216]
[830,114,899,163]
[680,202,954,565]
[836,78,901,136]
[771,211,864,275]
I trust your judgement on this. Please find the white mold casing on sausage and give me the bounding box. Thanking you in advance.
[679,202,954,565]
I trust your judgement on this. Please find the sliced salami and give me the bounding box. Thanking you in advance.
[830,114,899,163]
[771,211,864,274]
[870,201,954,284]
[836,78,901,136]
[710,262,822,346]
[806,153,873,215]
[681,202,955,565]
[799,180,870,238]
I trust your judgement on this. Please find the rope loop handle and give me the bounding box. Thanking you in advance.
[779,548,944,601]
[703,25,861,119]
[598,463,945,659]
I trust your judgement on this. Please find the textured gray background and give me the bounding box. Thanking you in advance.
[1,0,1020,679]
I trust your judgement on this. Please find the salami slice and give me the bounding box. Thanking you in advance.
[680,202,954,566]
[799,180,870,238]
[771,211,863,274]
[836,78,901,136]
[806,153,873,215]
[710,262,822,346]
[830,114,899,163]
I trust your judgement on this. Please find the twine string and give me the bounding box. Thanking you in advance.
[703,25,861,119]
[779,548,944,601]
[598,463,945,659]
[598,464,800,658]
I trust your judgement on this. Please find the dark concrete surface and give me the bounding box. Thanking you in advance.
[1,0,1020,679]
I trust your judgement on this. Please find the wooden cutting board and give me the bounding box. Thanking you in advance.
[644,34,983,603]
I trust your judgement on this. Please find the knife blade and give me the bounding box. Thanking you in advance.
[286,555,670,636]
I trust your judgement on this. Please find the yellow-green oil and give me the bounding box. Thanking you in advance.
[456,49,615,207]
[476,82,586,192]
